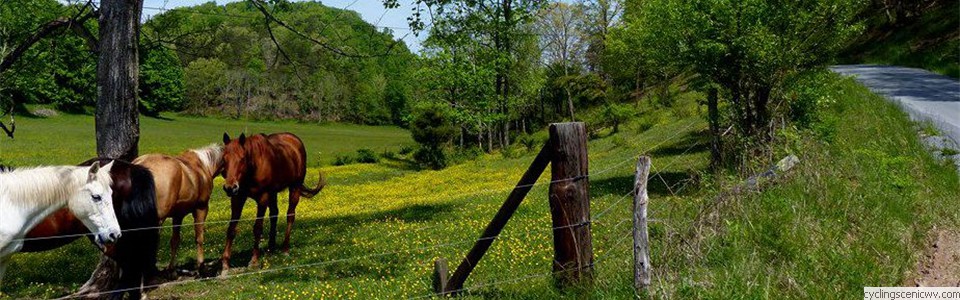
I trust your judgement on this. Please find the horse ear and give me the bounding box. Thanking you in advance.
[238,133,246,145]
[223,132,231,144]
[101,160,115,174]
[88,161,101,181]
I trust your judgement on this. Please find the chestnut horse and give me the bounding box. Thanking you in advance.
[220,132,326,274]
[133,144,223,272]
[20,158,160,299]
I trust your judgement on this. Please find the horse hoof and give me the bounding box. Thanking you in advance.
[248,260,261,269]
[218,269,230,278]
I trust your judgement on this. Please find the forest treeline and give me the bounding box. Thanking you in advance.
[1,0,416,124]
[0,0,951,169]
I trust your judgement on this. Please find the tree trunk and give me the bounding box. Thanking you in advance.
[82,0,144,297]
[96,0,142,162]
[707,88,722,169]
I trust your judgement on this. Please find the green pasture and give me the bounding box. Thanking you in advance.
[1,78,958,299]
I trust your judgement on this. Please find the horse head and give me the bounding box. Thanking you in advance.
[222,132,249,197]
[70,160,122,248]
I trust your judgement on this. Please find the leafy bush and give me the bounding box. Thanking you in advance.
[381,150,397,160]
[333,153,355,166]
[356,148,379,163]
[410,103,456,169]
[398,145,414,155]
[600,103,635,133]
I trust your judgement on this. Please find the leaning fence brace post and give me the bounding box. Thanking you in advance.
[434,143,551,295]
[633,156,652,291]
[548,122,593,287]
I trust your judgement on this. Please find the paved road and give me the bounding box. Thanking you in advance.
[831,65,960,145]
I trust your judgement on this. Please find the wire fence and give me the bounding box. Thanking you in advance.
[11,119,703,244]
[5,117,704,298]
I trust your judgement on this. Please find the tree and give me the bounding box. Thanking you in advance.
[95,0,143,162]
[403,0,546,150]
[620,0,864,164]
[139,47,185,116]
[411,103,457,169]
[536,2,587,121]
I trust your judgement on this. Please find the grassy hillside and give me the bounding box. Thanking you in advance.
[0,111,412,167]
[1,74,957,298]
[843,2,960,77]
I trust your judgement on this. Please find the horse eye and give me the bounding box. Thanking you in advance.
[92,194,102,202]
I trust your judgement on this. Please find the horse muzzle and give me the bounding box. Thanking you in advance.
[224,184,241,197]
[95,231,122,247]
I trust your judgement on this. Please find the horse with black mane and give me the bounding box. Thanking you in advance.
[20,158,159,299]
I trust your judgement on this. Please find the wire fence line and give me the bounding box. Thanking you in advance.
[12,119,703,244]
[405,217,640,299]
[58,184,644,299]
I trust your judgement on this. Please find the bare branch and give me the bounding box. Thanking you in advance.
[247,0,402,58]
[0,2,98,74]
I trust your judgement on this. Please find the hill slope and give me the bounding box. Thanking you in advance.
[843,2,960,77]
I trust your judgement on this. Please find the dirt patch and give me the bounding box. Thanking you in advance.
[909,227,960,287]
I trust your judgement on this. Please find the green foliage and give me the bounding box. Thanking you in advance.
[355,148,379,164]
[0,0,97,113]
[139,47,185,116]
[843,2,959,77]
[333,153,355,166]
[141,1,416,124]
[612,0,865,166]
[599,103,634,133]
[183,58,227,114]
[410,103,456,169]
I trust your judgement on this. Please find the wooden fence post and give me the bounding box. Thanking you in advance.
[548,122,593,287]
[633,156,652,291]
[436,144,552,295]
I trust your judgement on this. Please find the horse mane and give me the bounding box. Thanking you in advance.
[190,143,224,176]
[0,166,104,209]
[78,158,159,297]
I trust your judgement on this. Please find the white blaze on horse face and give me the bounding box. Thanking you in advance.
[72,161,121,247]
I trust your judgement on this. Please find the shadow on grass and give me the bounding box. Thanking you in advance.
[592,171,698,198]
[167,202,455,282]
[649,129,711,157]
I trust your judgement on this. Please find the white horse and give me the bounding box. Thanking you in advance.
[0,160,121,286]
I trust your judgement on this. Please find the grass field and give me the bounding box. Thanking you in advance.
[0,110,412,167]
[1,76,958,299]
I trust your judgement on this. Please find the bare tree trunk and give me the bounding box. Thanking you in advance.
[82,0,144,298]
[96,0,142,162]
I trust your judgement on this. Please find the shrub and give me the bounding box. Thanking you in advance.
[356,148,379,163]
[601,103,635,133]
[333,153,355,166]
[398,144,414,155]
[410,103,456,169]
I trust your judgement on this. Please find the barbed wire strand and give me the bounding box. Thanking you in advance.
[13,119,703,243]
[57,186,641,299]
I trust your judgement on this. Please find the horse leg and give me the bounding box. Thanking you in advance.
[267,194,279,251]
[282,187,302,254]
[193,206,209,271]
[220,197,245,276]
[168,215,184,272]
[249,194,270,268]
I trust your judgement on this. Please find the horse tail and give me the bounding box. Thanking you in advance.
[115,163,160,296]
[299,170,327,198]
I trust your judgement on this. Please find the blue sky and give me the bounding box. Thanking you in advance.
[139,0,429,53]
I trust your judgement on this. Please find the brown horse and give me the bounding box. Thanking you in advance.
[220,132,325,274]
[133,144,223,272]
